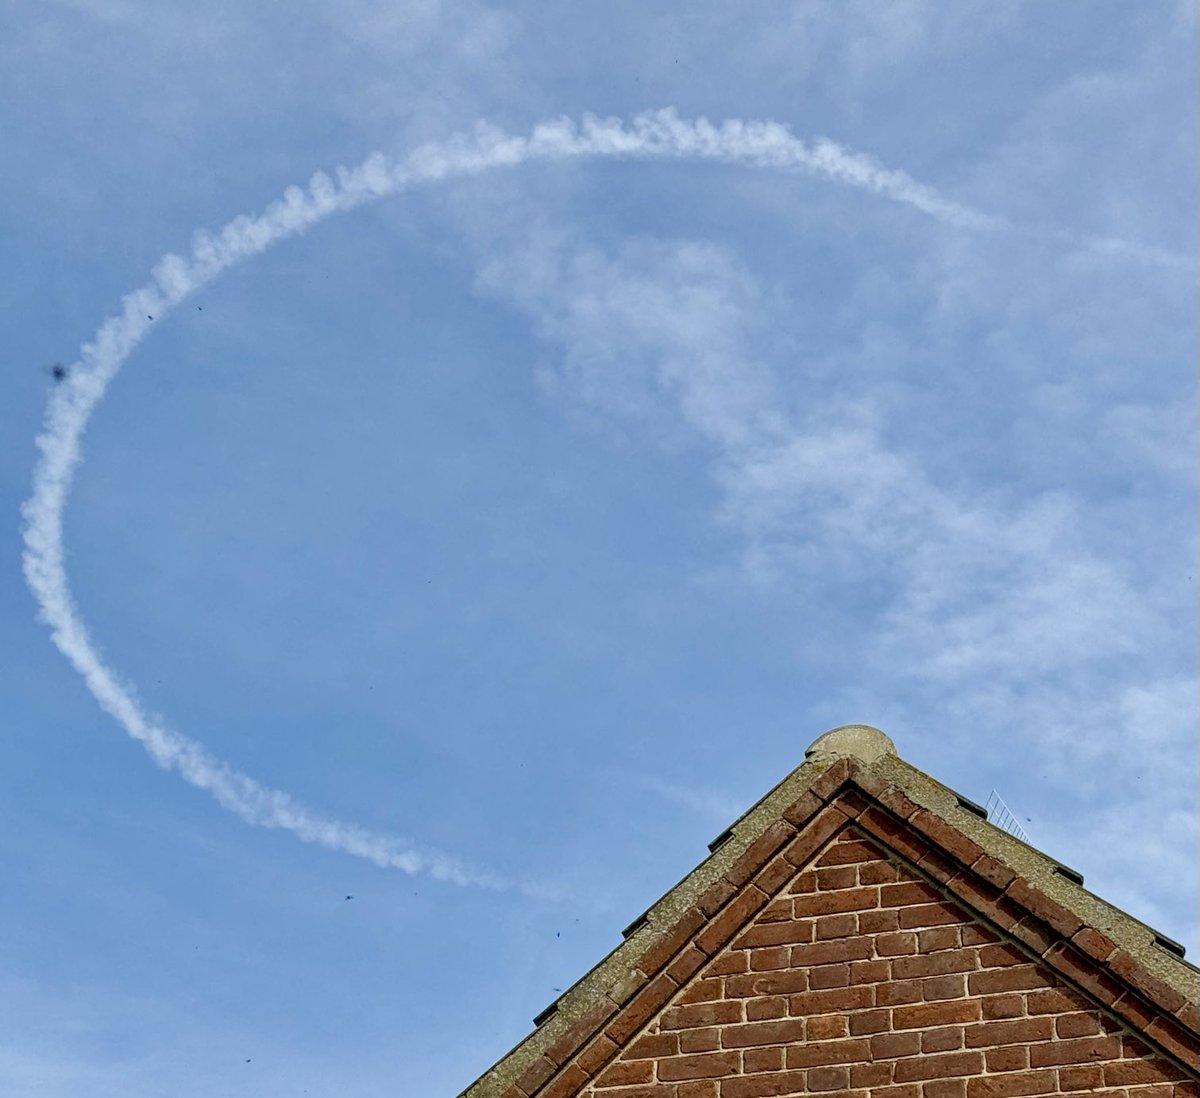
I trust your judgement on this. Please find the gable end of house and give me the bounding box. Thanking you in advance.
[460,727,1200,1098]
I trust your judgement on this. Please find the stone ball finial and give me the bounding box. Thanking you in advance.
[805,724,896,764]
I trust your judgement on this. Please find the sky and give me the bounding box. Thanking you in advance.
[1,2,1196,1095]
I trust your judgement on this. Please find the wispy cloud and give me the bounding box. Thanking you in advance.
[635,775,745,824]
[0,971,422,1098]
[466,170,1194,941]
[477,227,1161,678]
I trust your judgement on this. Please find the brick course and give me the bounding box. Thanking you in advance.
[576,827,1198,1098]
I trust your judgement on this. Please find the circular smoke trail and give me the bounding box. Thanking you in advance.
[21,109,996,889]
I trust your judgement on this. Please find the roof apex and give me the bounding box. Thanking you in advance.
[459,728,1199,1098]
[805,723,895,764]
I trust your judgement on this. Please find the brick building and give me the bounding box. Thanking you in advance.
[459,726,1199,1098]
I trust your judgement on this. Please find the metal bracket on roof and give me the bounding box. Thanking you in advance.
[532,1000,559,1027]
[1153,933,1187,959]
[1051,864,1085,887]
[621,912,650,939]
[707,827,734,853]
[955,794,988,820]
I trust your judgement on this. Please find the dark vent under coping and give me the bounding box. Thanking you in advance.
[621,912,650,939]
[1051,864,1085,887]
[955,794,988,820]
[708,827,734,853]
[1153,933,1187,959]
[532,1000,559,1027]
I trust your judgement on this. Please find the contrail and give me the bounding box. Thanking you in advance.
[21,109,998,887]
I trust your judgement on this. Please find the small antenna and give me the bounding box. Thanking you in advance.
[984,790,1030,844]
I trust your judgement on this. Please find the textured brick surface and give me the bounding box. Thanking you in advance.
[563,826,1200,1097]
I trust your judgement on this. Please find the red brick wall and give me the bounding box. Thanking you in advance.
[583,829,1198,1098]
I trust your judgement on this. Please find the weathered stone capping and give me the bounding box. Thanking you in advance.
[460,740,1199,1098]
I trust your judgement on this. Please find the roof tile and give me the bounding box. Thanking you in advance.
[1108,949,1187,1015]
[1004,878,1084,938]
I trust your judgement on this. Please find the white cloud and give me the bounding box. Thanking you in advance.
[0,973,415,1098]
[635,775,745,824]
[469,190,1194,942]
[477,234,785,451]
[478,226,1165,682]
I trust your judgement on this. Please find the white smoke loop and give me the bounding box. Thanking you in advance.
[22,109,995,888]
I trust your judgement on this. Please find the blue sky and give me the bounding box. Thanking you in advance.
[1,2,1196,1095]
